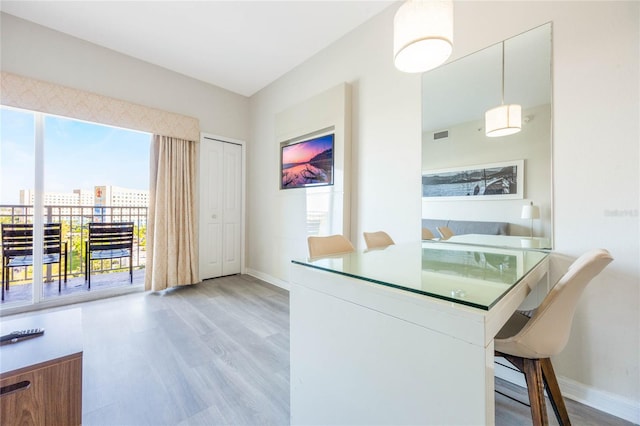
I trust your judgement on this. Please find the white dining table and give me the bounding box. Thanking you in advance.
[289,241,549,425]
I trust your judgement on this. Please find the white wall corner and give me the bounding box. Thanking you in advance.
[246,268,291,291]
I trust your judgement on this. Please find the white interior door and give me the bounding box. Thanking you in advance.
[222,142,242,275]
[199,137,243,280]
[199,139,224,279]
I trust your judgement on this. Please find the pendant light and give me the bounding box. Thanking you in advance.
[393,0,454,73]
[485,41,521,137]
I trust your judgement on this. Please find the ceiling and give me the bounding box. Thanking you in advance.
[0,0,395,97]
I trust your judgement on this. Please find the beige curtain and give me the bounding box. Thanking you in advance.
[145,135,198,291]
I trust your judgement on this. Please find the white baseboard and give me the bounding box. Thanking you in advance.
[495,361,640,424]
[245,268,290,291]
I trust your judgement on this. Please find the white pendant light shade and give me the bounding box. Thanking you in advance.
[485,104,522,137]
[393,0,453,73]
[485,40,522,137]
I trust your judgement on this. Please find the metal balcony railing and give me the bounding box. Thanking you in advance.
[0,204,147,286]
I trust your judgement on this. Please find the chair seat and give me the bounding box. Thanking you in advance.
[90,249,131,260]
[495,311,545,359]
[7,253,61,267]
[495,311,531,340]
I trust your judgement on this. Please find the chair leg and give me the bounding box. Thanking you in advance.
[3,262,8,291]
[499,353,550,426]
[85,241,91,289]
[541,358,571,426]
[63,243,68,283]
[3,267,9,300]
[85,242,88,283]
[522,358,549,426]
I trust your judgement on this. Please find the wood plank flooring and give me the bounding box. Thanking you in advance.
[79,274,289,426]
[5,274,634,425]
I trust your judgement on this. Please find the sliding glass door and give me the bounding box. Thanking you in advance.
[1,105,151,308]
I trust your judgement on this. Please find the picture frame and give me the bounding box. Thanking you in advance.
[280,133,334,190]
[422,159,524,201]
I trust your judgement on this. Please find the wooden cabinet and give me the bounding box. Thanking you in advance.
[1,309,83,426]
[1,354,82,425]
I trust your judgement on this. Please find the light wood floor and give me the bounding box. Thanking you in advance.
[13,274,633,425]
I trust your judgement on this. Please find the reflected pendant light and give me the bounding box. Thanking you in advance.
[393,0,454,73]
[485,41,522,137]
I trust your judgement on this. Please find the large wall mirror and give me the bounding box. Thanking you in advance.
[421,23,553,248]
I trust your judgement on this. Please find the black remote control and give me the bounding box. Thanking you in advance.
[0,328,45,344]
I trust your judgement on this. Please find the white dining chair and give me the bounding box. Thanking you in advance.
[307,235,355,259]
[363,231,395,250]
[494,249,613,426]
[421,228,435,240]
[436,226,455,240]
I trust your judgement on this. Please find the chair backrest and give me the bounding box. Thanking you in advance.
[437,226,455,240]
[88,222,134,252]
[501,249,613,358]
[2,223,62,258]
[307,235,355,259]
[421,228,435,240]
[363,231,395,250]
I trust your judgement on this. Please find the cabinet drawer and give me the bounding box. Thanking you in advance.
[1,354,82,426]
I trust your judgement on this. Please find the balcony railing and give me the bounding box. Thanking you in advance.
[0,204,147,287]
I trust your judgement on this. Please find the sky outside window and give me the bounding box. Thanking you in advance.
[1,106,151,204]
[1,107,34,203]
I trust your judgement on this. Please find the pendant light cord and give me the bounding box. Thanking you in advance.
[501,41,505,106]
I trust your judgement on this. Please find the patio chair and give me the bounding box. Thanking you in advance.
[85,222,134,288]
[1,223,68,301]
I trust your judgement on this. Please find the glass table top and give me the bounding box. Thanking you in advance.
[292,241,548,310]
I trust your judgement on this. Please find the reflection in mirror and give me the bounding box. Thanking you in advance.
[421,23,552,249]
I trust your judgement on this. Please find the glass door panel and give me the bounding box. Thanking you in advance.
[0,106,36,306]
[42,115,150,300]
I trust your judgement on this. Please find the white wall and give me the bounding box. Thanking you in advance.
[0,13,249,140]
[248,1,639,421]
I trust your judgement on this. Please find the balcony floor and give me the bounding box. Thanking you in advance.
[1,269,145,305]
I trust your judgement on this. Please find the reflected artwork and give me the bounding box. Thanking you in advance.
[422,160,523,200]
